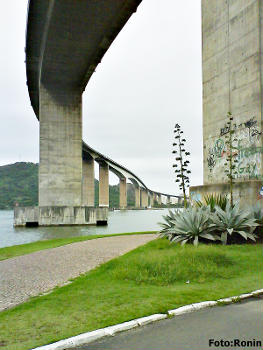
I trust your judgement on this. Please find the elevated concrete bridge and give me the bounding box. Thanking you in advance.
[15,0,181,226]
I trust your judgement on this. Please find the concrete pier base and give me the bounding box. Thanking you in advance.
[14,206,108,226]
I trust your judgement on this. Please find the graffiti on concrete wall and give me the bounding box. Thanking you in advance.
[206,116,262,182]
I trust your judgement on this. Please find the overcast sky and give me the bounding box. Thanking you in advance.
[0,0,203,195]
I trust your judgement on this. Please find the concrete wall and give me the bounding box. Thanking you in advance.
[190,180,262,208]
[202,0,263,185]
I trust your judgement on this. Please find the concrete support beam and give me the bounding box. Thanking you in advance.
[119,178,127,209]
[82,158,95,206]
[99,163,109,207]
[166,196,171,205]
[158,194,162,205]
[134,185,140,208]
[39,87,82,206]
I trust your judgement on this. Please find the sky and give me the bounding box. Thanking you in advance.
[0,0,203,196]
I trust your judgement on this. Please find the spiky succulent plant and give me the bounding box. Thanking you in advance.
[251,202,263,226]
[159,207,219,246]
[210,203,258,244]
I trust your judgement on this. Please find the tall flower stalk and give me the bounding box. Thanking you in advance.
[172,124,191,208]
[224,112,238,207]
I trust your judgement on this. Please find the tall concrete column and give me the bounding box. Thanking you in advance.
[39,87,82,206]
[99,163,109,207]
[153,193,157,206]
[82,158,95,206]
[119,178,127,209]
[158,194,162,205]
[150,193,154,207]
[134,185,140,208]
[166,196,171,205]
[141,188,148,208]
[202,0,263,184]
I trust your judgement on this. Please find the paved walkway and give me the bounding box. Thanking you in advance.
[0,234,156,311]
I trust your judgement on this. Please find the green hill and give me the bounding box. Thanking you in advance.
[0,162,38,209]
[0,162,136,209]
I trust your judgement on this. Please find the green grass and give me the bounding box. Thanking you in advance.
[0,239,262,350]
[0,231,156,261]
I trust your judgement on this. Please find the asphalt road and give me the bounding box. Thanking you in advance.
[75,297,263,350]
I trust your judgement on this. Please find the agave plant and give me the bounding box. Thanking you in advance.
[210,203,258,244]
[251,202,263,226]
[159,207,220,246]
[195,193,228,212]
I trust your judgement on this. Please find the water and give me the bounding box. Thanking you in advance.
[0,209,170,248]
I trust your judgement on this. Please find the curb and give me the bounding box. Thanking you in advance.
[32,289,263,350]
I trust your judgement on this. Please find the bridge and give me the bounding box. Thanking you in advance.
[14,0,181,226]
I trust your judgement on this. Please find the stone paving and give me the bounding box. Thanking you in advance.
[0,234,156,311]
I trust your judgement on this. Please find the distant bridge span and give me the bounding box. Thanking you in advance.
[21,0,181,226]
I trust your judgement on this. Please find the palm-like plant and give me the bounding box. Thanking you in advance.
[210,203,258,244]
[159,207,219,246]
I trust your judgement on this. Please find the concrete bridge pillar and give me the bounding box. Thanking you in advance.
[99,163,109,207]
[158,194,162,205]
[153,193,157,205]
[119,178,127,209]
[141,188,148,208]
[166,196,171,205]
[134,185,140,208]
[149,193,154,207]
[82,158,94,206]
[39,87,82,206]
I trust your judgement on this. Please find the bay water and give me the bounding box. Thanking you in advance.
[0,209,171,248]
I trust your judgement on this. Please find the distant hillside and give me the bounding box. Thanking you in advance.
[0,162,38,209]
[0,162,135,209]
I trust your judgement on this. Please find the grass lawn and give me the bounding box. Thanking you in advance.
[0,239,262,350]
[0,231,156,261]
